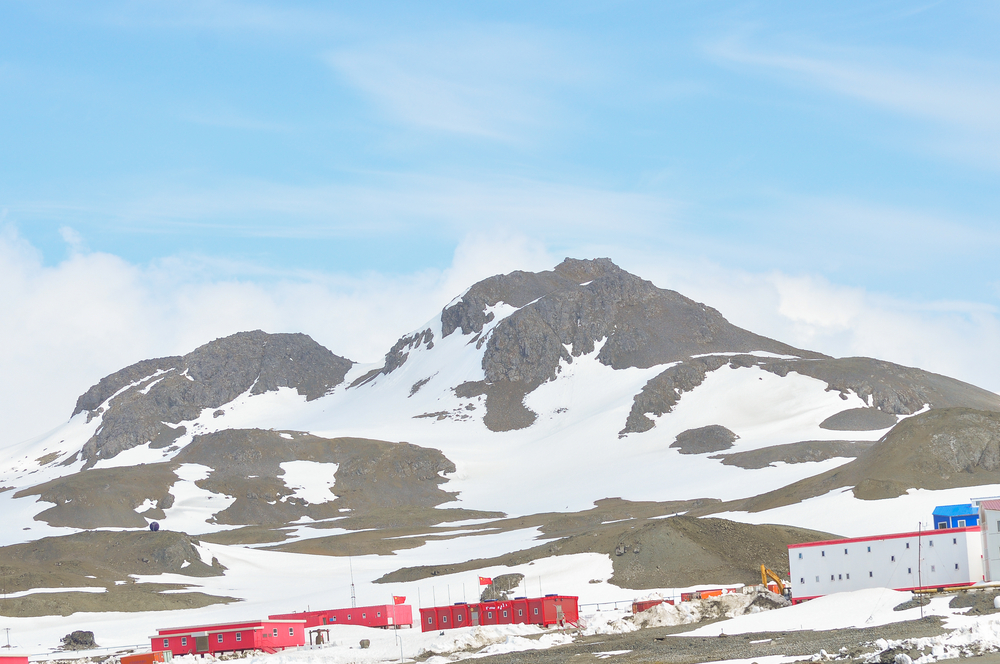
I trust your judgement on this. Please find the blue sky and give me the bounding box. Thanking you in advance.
[1,1,999,443]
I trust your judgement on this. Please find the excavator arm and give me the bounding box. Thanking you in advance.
[761,565,785,594]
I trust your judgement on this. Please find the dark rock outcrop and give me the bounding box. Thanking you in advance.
[75,331,353,465]
[820,407,898,431]
[670,425,738,454]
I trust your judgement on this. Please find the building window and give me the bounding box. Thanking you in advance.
[956,564,960,570]
[182,638,187,647]
[428,617,433,624]
[289,628,294,636]
[348,614,352,620]
[800,578,805,584]
[518,609,523,616]
[930,540,934,547]
[798,552,802,559]
[332,617,337,622]
[163,640,169,648]
[488,612,493,619]
[273,629,278,638]
[503,611,508,617]
[218,634,224,643]
[867,546,871,552]
[821,550,825,557]
[362,613,366,619]
[846,574,850,579]
[442,616,448,623]
[891,555,895,562]
[831,575,835,581]
[931,566,936,572]
[906,543,910,549]
[534,608,539,615]
[958,520,966,527]
[869,571,873,577]
[377,612,381,617]
[908,568,912,574]
[954,538,958,544]
[815,576,819,582]
[236,633,242,642]
[844,548,848,555]
[457,615,463,622]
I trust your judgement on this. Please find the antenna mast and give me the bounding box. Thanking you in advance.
[349,556,357,608]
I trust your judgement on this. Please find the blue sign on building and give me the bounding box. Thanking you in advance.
[932,504,979,529]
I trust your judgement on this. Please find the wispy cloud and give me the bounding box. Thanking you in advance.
[9,173,679,242]
[707,35,1000,166]
[327,28,583,141]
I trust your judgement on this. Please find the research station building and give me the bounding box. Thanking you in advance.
[788,524,983,602]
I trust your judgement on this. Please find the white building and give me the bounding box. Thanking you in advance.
[788,526,983,602]
[978,499,1000,582]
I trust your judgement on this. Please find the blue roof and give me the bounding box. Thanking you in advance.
[932,504,977,517]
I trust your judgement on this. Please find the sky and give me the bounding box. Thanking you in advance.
[1,0,999,446]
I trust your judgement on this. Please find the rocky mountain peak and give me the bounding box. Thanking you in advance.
[75,330,353,465]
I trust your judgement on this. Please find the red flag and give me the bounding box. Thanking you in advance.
[479,576,492,585]
[393,596,405,605]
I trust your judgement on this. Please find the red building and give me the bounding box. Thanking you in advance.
[632,598,674,613]
[269,603,412,629]
[151,619,305,655]
[419,595,578,632]
[0,656,30,664]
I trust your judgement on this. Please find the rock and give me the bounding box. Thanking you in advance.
[61,630,97,650]
[75,331,353,464]
[670,426,739,455]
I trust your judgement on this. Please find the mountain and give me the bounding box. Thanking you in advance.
[2,257,1000,649]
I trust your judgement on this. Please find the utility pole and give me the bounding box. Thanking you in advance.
[918,523,924,620]
[3,627,11,649]
[349,556,357,608]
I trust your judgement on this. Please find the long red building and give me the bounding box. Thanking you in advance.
[419,595,579,632]
[270,603,412,629]
[151,619,305,655]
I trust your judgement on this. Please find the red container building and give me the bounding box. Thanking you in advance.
[269,603,412,629]
[151,619,305,655]
[419,595,578,632]
[632,598,674,613]
[0,656,30,664]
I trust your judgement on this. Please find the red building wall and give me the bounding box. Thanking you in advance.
[270,604,412,629]
[419,595,579,632]
[152,620,304,655]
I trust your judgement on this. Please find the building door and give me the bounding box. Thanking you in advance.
[195,637,209,653]
[470,608,479,626]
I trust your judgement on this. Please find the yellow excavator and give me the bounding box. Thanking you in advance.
[760,565,786,596]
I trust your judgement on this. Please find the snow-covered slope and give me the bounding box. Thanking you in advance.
[2,257,1000,655]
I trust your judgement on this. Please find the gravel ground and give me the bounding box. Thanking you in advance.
[469,615,951,664]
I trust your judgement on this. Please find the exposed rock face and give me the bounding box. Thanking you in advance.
[670,425,738,454]
[820,407,898,431]
[758,357,1000,415]
[621,356,730,434]
[479,259,814,385]
[700,408,1000,513]
[61,631,97,650]
[711,440,876,469]
[436,258,817,432]
[20,429,460,531]
[622,354,1000,437]
[76,331,353,465]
